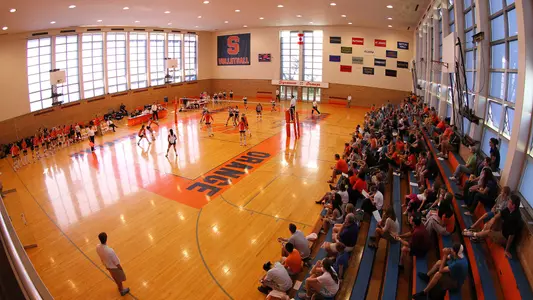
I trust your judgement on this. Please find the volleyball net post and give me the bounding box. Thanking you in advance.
[285,109,300,139]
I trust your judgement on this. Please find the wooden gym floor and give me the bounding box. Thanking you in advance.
[0,100,367,300]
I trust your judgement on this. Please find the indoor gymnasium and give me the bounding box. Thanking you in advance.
[0,1,533,300]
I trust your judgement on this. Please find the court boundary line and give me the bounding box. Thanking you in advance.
[242,173,282,208]
[195,208,234,300]
[5,160,140,300]
[220,195,313,228]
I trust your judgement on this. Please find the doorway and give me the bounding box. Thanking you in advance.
[302,87,321,102]
[280,86,298,101]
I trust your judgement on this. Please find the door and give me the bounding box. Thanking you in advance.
[302,87,321,102]
[280,86,298,100]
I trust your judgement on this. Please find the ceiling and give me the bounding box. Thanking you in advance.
[0,0,430,34]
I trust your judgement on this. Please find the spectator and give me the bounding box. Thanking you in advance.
[369,207,399,248]
[333,204,354,236]
[436,125,456,159]
[489,138,501,172]
[96,232,130,296]
[449,146,478,182]
[470,186,511,229]
[328,154,349,183]
[424,193,455,238]
[322,193,344,233]
[281,242,302,275]
[413,243,468,299]
[463,195,523,258]
[397,214,431,271]
[258,261,292,294]
[456,157,491,199]
[402,187,428,215]
[278,224,311,260]
[350,172,367,205]
[297,258,339,299]
[326,214,359,255]
[463,168,498,214]
[333,251,350,281]
[361,185,384,215]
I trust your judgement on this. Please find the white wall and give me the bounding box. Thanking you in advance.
[211,26,414,91]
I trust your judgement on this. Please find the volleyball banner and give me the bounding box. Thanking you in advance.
[386,50,398,58]
[374,58,386,67]
[397,41,409,50]
[363,67,374,75]
[397,61,409,69]
[217,33,251,66]
[385,69,397,77]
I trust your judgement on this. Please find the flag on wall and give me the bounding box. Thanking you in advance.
[340,65,352,72]
[329,55,341,62]
[217,33,251,66]
[386,50,398,58]
[397,61,409,69]
[352,37,364,45]
[330,36,342,44]
[397,41,409,50]
[341,47,353,54]
[352,57,364,64]
[374,58,386,67]
[374,39,386,47]
[385,69,397,77]
[363,67,374,75]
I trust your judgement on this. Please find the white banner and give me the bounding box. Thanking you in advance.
[364,48,375,56]
[271,80,329,88]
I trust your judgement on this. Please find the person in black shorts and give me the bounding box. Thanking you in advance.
[233,106,240,126]
[225,107,234,126]
[229,90,234,100]
[256,103,263,121]
[243,97,248,110]
[166,129,178,157]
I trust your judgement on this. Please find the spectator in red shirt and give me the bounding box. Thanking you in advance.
[437,125,457,159]
[328,154,348,183]
[430,117,447,136]
[396,214,430,271]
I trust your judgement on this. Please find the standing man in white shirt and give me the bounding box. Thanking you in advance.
[87,125,96,151]
[347,94,352,108]
[312,100,321,115]
[151,102,159,120]
[290,96,296,121]
[96,232,130,296]
[276,89,280,102]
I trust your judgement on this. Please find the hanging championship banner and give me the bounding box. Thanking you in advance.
[386,50,398,58]
[217,33,251,65]
[397,61,409,69]
[352,37,364,45]
[374,39,387,47]
[330,36,342,44]
[374,58,386,67]
[385,69,397,77]
[397,41,409,50]
[352,57,364,64]
[340,65,352,72]
[363,67,374,75]
[329,55,341,62]
[341,46,353,54]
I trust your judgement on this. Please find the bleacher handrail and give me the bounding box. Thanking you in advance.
[0,196,53,300]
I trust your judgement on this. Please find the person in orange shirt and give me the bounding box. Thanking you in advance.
[243,113,251,137]
[328,154,348,183]
[437,125,456,159]
[238,116,247,146]
[20,139,30,165]
[204,110,214,137]
[32,134,41,160]
[11,143,21,170]
[282,242,302,275]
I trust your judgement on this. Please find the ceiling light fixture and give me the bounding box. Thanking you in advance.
[195,26,199,28]
[277,5,284,8]
[348,22,353,25]
[235,9,240,12]
[198,15,202,18]
[330,3,337,6]
[259,17,264,20]
[387,17,392,20]
[341,15,346,18]
[50,21,56,24]
[2,26,8,31]
[309,21,314,24]
[387,5,393,8]
[123,7,129,10]
[203,0,210,3]
[243,25,248,27]
[224,21,229,23]
[69,5,76,9]
[97,20,102,22]
[164,11,171,14]
[9,9,16,13]
[135,20,140,23]
[168,22,172,25]
[388,25,392,27]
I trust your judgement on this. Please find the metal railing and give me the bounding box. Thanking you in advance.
[0,196,53,300]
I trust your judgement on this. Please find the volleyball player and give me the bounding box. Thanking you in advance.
[213,93,218,104]
[242,113,251,138]
[243,96,248,110]
[166,129,178,157]
[32,134,41,161]
[225,107,234,126]
[204,110,214,137]
[21,139,29,165]
[223,91,227,99]
[229,90,234,100]
[146,119,156,141]
[238,116,247,146]
[233,106,240,126]
[271,99,277,112]
[312,100,321,115]
[137,125,151,146]
[11,142,21,170]
[256,103,263,121]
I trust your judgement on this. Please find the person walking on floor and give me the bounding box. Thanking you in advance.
[347,94,352,108]
[96,232,130,296]
[312,100,321,115]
